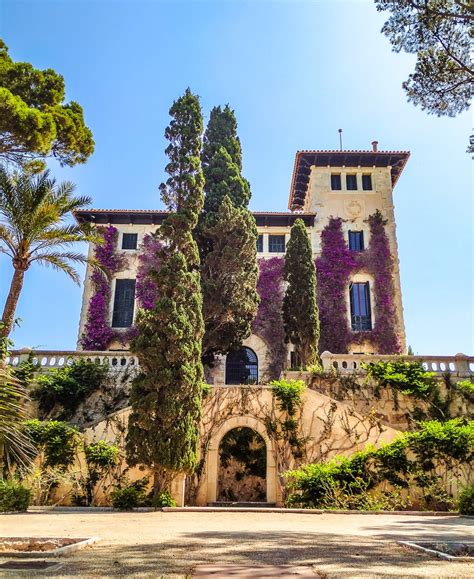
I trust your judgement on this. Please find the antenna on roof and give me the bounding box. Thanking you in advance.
[338,129,343,151]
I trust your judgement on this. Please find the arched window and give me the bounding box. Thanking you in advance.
[225,347,258,385]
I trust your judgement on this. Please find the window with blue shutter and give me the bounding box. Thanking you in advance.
[348,231,364,252]
[112,279,136,328]
[269,235,285,253]
[256,234,263,252]
[350,282,372,331]
[122,233,138,250]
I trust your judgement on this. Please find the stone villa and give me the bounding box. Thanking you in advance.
[75,144,409,384]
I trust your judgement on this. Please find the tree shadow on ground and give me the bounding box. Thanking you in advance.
[52,530,473,577]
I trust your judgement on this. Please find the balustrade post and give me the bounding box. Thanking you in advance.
[454,353,470,377]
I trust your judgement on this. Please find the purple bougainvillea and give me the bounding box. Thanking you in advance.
[135,234,162,310]
[316,217,357,354]
[362,211,401,354]
[252,257,286,378]
[80,226,126,351]
[316,212,400,355]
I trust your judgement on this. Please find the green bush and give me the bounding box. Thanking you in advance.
[32,359,108,419]
[454,380,474,403]
[111,478,148,510]
[458,485,474,515]
[24,419,79,469]
[271,379,306,415]
[150,491,176,508]
[362,360,437,398]
[285,419,473,510]
[0,480,31,512]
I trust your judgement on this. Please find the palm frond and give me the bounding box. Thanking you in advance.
[30,252,87,284]
[0,368,36,474]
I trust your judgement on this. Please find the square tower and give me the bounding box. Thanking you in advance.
[289,146,410,354]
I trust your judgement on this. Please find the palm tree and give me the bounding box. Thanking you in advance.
[0,168,99,339]
[0,330,35,478]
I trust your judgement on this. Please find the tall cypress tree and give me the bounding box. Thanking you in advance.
[283,219,320,368]
[126,89,205,494]
[199,106,259,363]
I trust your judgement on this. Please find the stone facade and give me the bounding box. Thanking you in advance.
[75,146,409,367]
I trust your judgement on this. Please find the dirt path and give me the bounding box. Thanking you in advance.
[1,511,472,577]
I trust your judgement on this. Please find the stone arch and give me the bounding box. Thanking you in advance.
[206,415,277,504]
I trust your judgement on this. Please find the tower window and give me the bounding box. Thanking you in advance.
[362,174,372,190]
[350,282,372,332]
[122,233,138,250]
[269,235,285,253]
[348,231,364,252]
[346,174,357,190]
[256,234,263,253]
[331,174,342,190]
[112,279,136,328]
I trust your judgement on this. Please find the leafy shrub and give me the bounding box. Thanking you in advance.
[32,359,108,419]
[111,478,148,510]
[458,485,474,515]
[151,491,176,508]
[271,379,306,415]
[24,419,79,469]
[362,360,436,398]
[0,479,31,512]
[454,380,474,403]
[285,419,473,510]
[76,441,121,506]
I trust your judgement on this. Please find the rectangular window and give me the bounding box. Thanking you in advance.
[269,234,285,253]
[348,231,364,252]
[112,279,136,328]
[122,233,138,250]
[331,174,342,190]
[350,282,372,332]
[346,174,357,190]
[256,234,263,253]
[362,174,372,190]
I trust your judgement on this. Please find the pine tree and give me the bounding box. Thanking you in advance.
[199,106,259,363]
[283,219,319,368]
[126,89,205,494]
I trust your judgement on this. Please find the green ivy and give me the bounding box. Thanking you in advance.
[24,419,78,469]
[271,379,306,415]
[75,440,120,506]
[454,380,474,403]
[32,360,108,419]
[362,360,437,398]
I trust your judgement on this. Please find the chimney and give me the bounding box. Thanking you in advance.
[371,140,378,152]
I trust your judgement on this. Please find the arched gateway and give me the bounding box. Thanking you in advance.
[217,427,266,502]
[206,415,277,504]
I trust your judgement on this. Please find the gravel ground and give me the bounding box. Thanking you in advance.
[0,511,472,578]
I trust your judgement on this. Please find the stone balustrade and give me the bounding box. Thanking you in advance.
[5,349,138,371]
[320,351,474,377]
[5,349,474,379]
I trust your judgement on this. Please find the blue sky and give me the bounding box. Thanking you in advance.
[1,0,472,355]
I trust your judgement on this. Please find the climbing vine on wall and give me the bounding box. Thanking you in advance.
[81,226,126,350]
[316,211,400,355]
[252,257,286,379]
[81,230,162,351]
[135,234,162,310]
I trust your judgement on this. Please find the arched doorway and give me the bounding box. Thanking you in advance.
[217,427,266,502]
[225,347,258,385]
